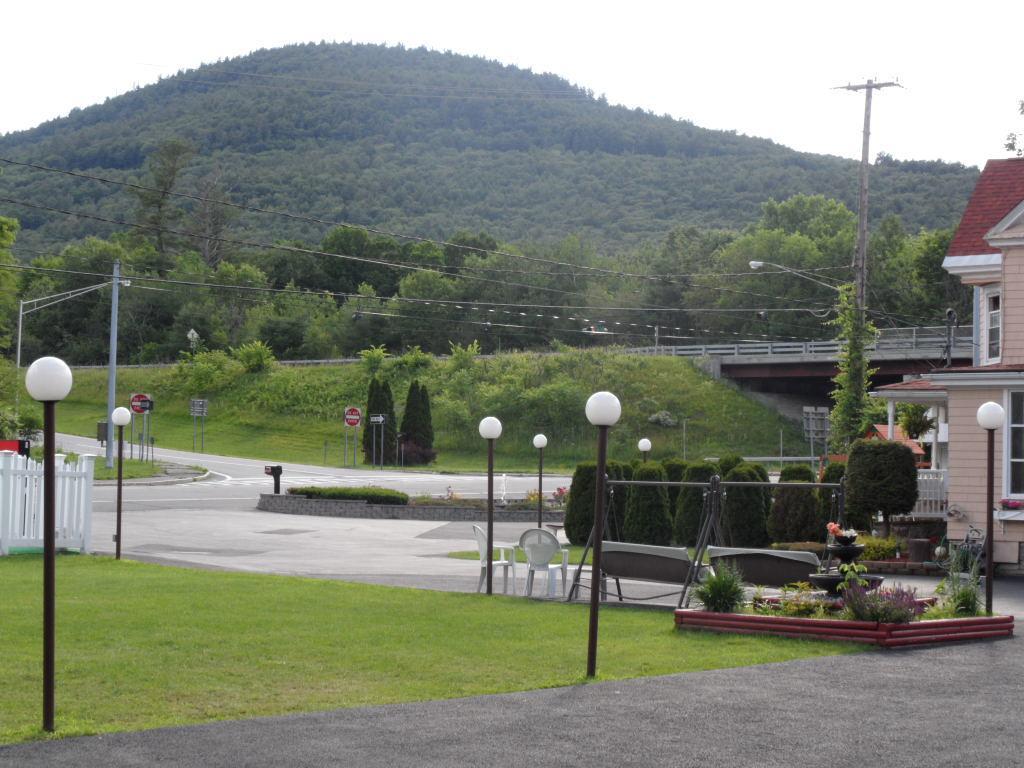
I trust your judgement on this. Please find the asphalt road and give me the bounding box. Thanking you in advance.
[2,636,1019,767]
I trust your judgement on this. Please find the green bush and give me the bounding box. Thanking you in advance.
[606,460,633,541]
[287,486,409,505]
[768,464,819,543]
[623,462,672,545]
[748,462,773,520]
[674,461,717,546]
[818,461,846,534]
[845,440,918,531]
[230,340,276,373]
[174,349,244,395]
[859,535,900,561]
[694,564,745,613]
[718,453,744,476]
[661,458,690,511]
[721,464,769,547]
[771,541,827,553]
[564,462,597,545]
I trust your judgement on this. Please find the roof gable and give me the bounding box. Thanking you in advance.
[947,158,1024,257]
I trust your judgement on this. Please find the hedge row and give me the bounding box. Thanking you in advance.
[287,486,410,505]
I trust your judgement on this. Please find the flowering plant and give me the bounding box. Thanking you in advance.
[552,486,568,504]
[827,521,857,539]
[1000,498,1024,510]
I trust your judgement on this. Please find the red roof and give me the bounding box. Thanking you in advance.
[866,424,926,455]
[947,158,1024,257]
[874,379,947,392]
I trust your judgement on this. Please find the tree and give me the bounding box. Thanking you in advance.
[623,462,672,546]
[830,284,877,451]
[721,464,769,547]
[190,168,238,268]
[674,461,717,546]
[0,217,20,351]
[362,377,381,464]
[400,380,436,465]
[605,460,633,541]
[379,378,398,464]
[845,440,918,535]
[767,464,818,543]
[661,458,690,512]
[818,461,846,536]
[133,138,196,264]
[1006,99,1023,156]
[564,462,597,546]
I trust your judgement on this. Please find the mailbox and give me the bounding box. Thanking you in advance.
[264,465,283,494]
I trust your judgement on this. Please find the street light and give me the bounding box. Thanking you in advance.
[479,416,503,595]
[111,407,132,560]
[748,260,842,292]
[584,391,621,678]
[977,401,1005,614]
[25,356,73,733]
[637,437,651,462]
[533,434,547,528]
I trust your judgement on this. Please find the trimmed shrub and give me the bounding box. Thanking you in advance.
[818,461,846,534]
[768,464,819,543]
[845,440,918,532]
[748,462,773,519]
[564,462,598,545]
[721,464,769,547]
[661,458,690,511]
[287,486,409,505]
[623,462,672,546]
[859,535,900,561]
[675,461,717,546]
[718,453,744,476]
[606,460,633,541]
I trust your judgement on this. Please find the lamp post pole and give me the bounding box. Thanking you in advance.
[976,401,1005,615]
[584,392,621,679]
[42,399,56,732]
[533,434,548,528]
[111,407,131,560]
[26,356,74,734]
[986,426,995,613]
[479,417,503,595]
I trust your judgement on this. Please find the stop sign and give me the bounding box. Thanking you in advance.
[344,406,362,427]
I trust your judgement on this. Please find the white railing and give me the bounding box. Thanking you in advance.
[913,468,948,518]
[628,326,974,359]
[0,451,95,555]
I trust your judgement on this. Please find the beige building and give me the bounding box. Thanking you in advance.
[875,159,1024,571]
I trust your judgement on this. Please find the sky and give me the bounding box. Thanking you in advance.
[2,1,1020,169]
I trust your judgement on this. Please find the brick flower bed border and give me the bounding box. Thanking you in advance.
[257,493,565,523]
[674,610,1014,648]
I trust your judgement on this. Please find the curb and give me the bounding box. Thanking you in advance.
[94,469,213,487]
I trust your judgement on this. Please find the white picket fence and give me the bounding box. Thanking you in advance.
[0,451,95,555]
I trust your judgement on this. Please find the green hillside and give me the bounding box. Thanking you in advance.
[0,42,976,253]
[36,349,806,472]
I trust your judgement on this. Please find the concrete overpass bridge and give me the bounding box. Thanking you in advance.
[629,326,974,402]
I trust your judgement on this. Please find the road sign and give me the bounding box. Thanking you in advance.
[344,406,362,427]
[190,399,209,417]
[130,393,154,414]
[369,414,385,425]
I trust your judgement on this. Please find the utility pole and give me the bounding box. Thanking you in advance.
[105,260,121,469]
[836,78,900,311]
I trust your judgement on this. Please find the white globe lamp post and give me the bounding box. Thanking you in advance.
[583,391,621,678]
[976,401,1005,613]
[25,356,73,733]
[479,417,503,594]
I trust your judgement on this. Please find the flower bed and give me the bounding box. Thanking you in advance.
[674,610,1014,647]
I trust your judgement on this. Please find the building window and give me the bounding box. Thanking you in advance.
[1012,393,1024,495]
[987,292,1001,362]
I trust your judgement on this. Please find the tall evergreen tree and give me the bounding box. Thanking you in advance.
[362,376,381,464]
[380,378,398,464]
[417,383,434,449]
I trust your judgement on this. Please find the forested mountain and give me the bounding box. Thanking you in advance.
[0,42,976,253]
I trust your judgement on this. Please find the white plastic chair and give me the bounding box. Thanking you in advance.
[474,525,516,594]
[519,528,569,598]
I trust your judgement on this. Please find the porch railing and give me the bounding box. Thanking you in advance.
[912,468,948,519]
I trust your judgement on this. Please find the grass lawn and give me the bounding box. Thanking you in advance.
[0,555,861,744]
[91,459,162,481]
